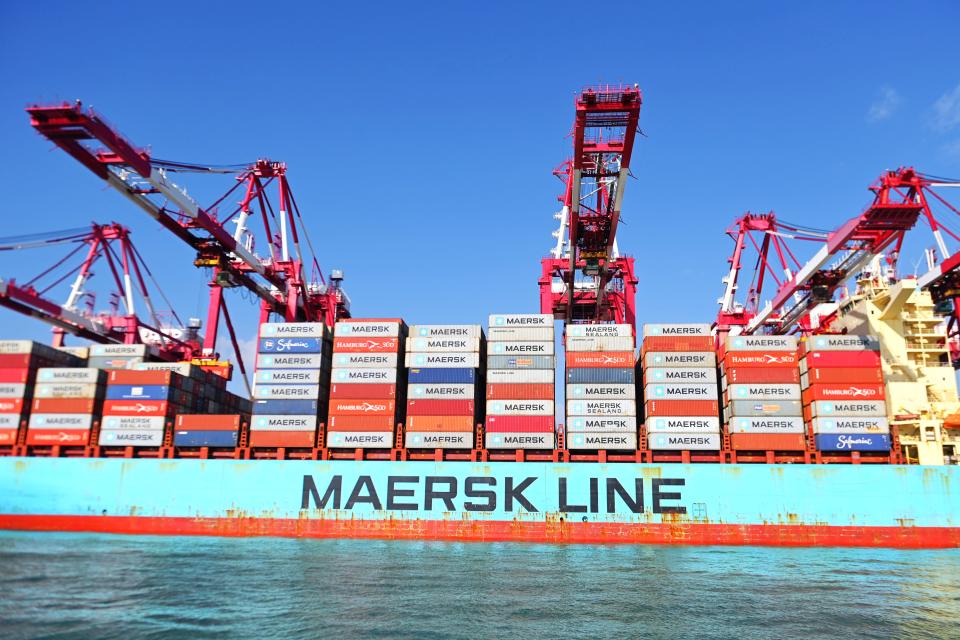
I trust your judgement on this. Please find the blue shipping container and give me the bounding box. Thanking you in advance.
[174,430,238,447]
[565,368,635,384]
[407,368,476,384]
[252,399,319,415]
[815,434,891,452]
[105,385,171,401]
[257,337,324,354]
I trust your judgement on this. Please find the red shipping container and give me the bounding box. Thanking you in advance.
[102,399,170,415]
[327,415,396,431]
[25,429,90,446]
[486,383,553,400]
[566,351,634,368]
[644,400,719,417]
[32,398,97,414]
[108,370,184,386]
[406,399,474,416]
[730,433,806,451]
[0,355,35,368]
[642,336,713,353]
[723,367,799,384]
[802,383,885,402]
[484,415,553,432]
[0,398,25,414]
[722,352,799,368]
[0,428,18,444]
[405,415,475,432]
[175,414,241,430]
[0,368,31,384]
[330,383,396,399]
[249,431,315,448]
[805,367,883,384]
[333,337,400,353]
[803,350,882,368]
[328,399,396,416]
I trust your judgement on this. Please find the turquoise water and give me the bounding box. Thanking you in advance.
[1,533,958,639]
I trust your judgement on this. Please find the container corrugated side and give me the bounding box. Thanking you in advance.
[721,367,799,384]
[644,383,718,401]
[329,399,396,416]
[256,370,323,385]
[326,415,396,431]
[645,416,719,433]
[409,384,475,399]
[806,400,886,418]
[566,351,634,368]
[487,369,553,384]
[815,433,891,451]
[407,368,476,384]
[803,335,880,352]
[487,355,555,370]
[405,431,473,448]
[332,337,400,353]
[725,384,801,401]
[642,323,711,337]
[724,335,798,352]
[568,324,633,338]
[174,430,238,447]
[566,416,637,432]
[327,431,393,448]
[332,368,399,384]
[566,399,636,416]
[99,430,164,447]
[642,352,716,368]
[565,384,635,400]
[102,416,167,431]
[801,383,885,401]
[487,327,554,342]
[565,336,635,352]
[730,433,807,451]
[490,341,554,356]
[406,399,474,416]
[176,414,241,430]
[26,429,90,445]
[644,368,716,383]
[28,414,94,430]
[256,354,327,369]
[724,400,802,418]
[484,415,553,432]
[330,383,397,399]
[567,432,637,450]
[641,336,713,352]
[37,368,104,384]
[485,432,554,449]
[0,383,27,398]
[405,415,475,432]
[249,431,316,447]
[410,324,483,339]
[334,321,402,337]
[802,367,883,384]
[406,353,481,368]
[801,351,882,368]
[644,400,719,417]
[488,313,553,327]
[810,417,890,434]
[251,415,316,431]
[721,352,799,368]
[259,322,330,339]
[334,353,399,368]
[406,336,482,353]
[648,433,721,450]
[486,383,553,400]
[486,400,554,416]
[565,367,634,384]
[727,416,805,433]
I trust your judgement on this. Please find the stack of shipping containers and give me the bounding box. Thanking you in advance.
[161,362,251,448]
[801,335,890,453]
[641,325,721,452]
[0,341,82,447]
[250,322,332,448]
[485,314,555,450]
[722,335,805,452]
[328,319,406,449]
[565,324,637,450]
[99,369,193,448]
[405,324,483,449]
[28,366,105,447]
[87,344,149,370]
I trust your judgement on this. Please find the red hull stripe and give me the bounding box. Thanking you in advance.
[0,514,956,548]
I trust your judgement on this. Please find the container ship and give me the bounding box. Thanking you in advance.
[1,87,959,548]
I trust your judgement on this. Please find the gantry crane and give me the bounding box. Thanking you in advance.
[539,86,641,332]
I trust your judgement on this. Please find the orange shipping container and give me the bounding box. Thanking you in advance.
[333,337,400,353]
[0,398,25,414]
[326,415,396,431]
[25,429,90,446]
[102,400,169,416]
[32,398,96,414]
[486,383,553,400]
[108,370,182,386]
[175,414,241,430]
[804,367,883,384]
[644,400,719,417]
[566,351,634,368]
[405,415,475,432]
[642,336,713,353]
[328,399,396,416]
[0,428,18,444]
[730,433,806,451]
[802,383,885,402]
[723,367,799,384]
[249,431,315,448]
[722,351,799,368]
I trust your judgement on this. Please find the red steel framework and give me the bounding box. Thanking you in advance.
[540,86,641,332]
[716,168,960,353]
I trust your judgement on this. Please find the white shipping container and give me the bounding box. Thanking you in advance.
[724,335,797,352]
[259,322,329,339]
[90,344,150,357]
[87,356,144,369]
[102,415,167,431]
[811,417,890,434]
[564,336,635,352]
[0,340,40,354]
[332,368,398,384]
[37,368,102,384]
[34,383,100,399]
[486,400,554,416]
[486,369,554,384]
[410,324,482,339]
[335,353,399,368]
[808,400,887,418]
[567,324,633,338]
[567,431,637,450]
[256,353,326,369]
[327,431,393,448]
[645,367,716,383]
[645,416,721,434]
[405,431,473,449]
[406,336,482,353]
[405,352,481,368]
[644,383,718,401]
[56,346,89,359]
[487,327,554,342]
[566,399,636,417]
[334,321,401,337]
[408,384,475,399]
[649,432,721,450]
[134,362,201,378]
[0,383,26,398]
[566,416,637,432]
[642,323,711,337]
[726,384,801,401]
[256,369,323,385]
[565,384,635,400]
[486,431,554,449]
[488,313,553,327]
[28,414,94,430]
[728,416,806,434]
[99,429,164,446]
[0,415,20,428]
[642,351,716,368]
[805,335,880,352]
[251,415,317,431]
[490,341,554,356]
[253,384,321,400]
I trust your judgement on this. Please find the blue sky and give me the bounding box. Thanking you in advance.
[1,1,959,388]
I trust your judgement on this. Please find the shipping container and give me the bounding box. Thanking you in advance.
[722,352,799,368]
[565,384,635,400]
[800,350,881,368]
[253,385,322,400]
[28,414,94,430]
[87,356,144,370]
[405,431,473,448]
[566,399,636,417]
[259,322,329,339]
[33,383,99,399]
[488,313,553,327]
[326,431,393,448]
[486,383,553,400]
[406,353,481,368]
[806,400,887,418]
[102,416,167,431]
[484,415,554,432]
[174,430,238,447]
[565,368,635,385]
[567,432,638,450]
[727,416,805,434]
[0,340,45,355]
[815,433,891,451]
[641,336,714,352]
[406,399,474,416]
[645,368,716,383]
[329,399,396,416]
[566,416,637,432]
[334,321,402,337]
[410,325,483,339]
[326,415,396,431]
[0,415,20,428]
[487,327,554,342]
[256,354,328,370]
[37,368,103,384]
[0,383,27,398]
[569,324,633,338]
[642,323,711,337]
[642,351,716,368]
[249,431,316,448]
[410,384,476,399]
[0,368,30,384]
[487,369,553,384]
[134,362,204,379]
[332,368,398,384]
[810,417,890,434]
[730,433,807,451]
[250,415,317,432]
[645,383,718,401]
[98,430,164,447]
[0,429,17,444]
[406,336,482,353]
[725,384,801,401]
[724,335,798,352]
[566,351,634,368]
[255,369,323,385]
[175,414,241,430]
[258,337,325,354]
[90,344,150,357]
[802,383,886,402]
[487,355,555,370]
[26,429,90,445]
[645,416,720,433]
[108,370,183,386]
[0,355,37,368]
[332,337,400,353]
[34,398,95,414]
[330,383,397,399]
[105,385,175,401]
[724,400,803,418]
[334,353,399,368]
[802,367,883,384]
[486,432,554,449]
[803,335,880,352]
[252,399,319,415]
[404,415,475,432]
[407,368,476,384]
[721,367,800,384]
[649,432,721,450]
[490,341,553,356]
[644,399,720,417]
[564,336,635,352]
[486,400,554,416]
